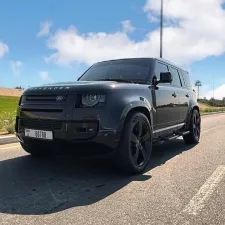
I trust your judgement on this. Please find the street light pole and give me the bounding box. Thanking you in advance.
[160,0,163,58]
[213,74,215,109]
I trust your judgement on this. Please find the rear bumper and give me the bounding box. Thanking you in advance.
[16,118,120,150]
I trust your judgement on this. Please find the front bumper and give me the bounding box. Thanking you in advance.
[16,118,120,151]
[16,92,126,152]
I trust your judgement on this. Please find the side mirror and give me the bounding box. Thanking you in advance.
[159,72,172,83]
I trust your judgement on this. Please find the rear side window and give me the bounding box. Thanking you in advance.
[155,62,169,80]
[169,67,182,87]
[178,70,185,86]
[182,71,192,88]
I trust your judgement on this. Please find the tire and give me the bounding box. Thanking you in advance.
[183,109,201,145]
[114,111,153,175]
[20,140,50,157]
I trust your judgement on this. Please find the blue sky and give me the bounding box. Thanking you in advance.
[1,0,225,99]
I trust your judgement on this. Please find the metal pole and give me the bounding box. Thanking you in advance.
[160,0,163,58]
[213,75,215,110]
[198,86,199,99]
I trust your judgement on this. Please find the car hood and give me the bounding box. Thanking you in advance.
[23,81,141,95]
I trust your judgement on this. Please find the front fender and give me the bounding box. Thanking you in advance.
[117,101,153,137]
[121,101,152,120]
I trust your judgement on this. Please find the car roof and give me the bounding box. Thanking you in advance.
[95,57,189,74]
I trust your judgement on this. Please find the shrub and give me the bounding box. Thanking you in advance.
[0,111,16,134]
[200,107,225,114]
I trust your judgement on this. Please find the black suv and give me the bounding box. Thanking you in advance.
[16,58,201,174]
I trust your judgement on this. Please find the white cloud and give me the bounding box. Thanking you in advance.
[10,61,23,76]
[44,0,225,67]
[205,84,225,100]
[39,71,49,81]
[45,26,160,66]
[121,20,135,33]
[0,42,9,58]
[37,21,52,37]
[147,13,159,23]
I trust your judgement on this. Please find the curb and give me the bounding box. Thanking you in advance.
[0,135,18,145]
[201,111,224,116]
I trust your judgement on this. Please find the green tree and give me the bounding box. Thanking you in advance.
[222,97,225,106]
[14,86,24,90]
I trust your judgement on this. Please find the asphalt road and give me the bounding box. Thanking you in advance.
[1,113,225,225]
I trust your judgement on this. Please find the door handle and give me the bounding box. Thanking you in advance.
[172,92,177,97]
[186,94,190,98]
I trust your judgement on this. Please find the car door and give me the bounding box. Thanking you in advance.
[152,62,179,136]
[169,66,189,125]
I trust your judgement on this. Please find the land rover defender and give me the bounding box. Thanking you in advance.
[16,58,201,174]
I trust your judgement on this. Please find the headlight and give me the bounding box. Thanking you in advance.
[81,94,106,107]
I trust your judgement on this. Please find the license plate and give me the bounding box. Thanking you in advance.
[25,129,53,140]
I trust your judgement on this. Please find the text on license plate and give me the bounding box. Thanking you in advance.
[25,129,53,140]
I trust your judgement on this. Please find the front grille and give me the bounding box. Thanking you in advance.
[21,108,63,113]
[20,118,63,130]
[26,95,67,101]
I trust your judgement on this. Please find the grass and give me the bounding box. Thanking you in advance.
[200,107,225,114]
[198,102,225,114]
[0,96,20,133]
[0,96,20,116]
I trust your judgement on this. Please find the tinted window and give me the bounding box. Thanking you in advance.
[79,59,151,83]
[178,70,185,87]
[169,67,182,86]
[155,62,169,80]
[182,71,192,87]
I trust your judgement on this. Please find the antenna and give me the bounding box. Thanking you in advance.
[160,0,163,58]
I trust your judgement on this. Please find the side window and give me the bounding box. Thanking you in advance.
[182,71,192,88]
[155,62,169,80]
[178,70,185,87]
[169,67,182,87]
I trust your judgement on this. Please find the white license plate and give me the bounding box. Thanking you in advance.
[25,129,53,140]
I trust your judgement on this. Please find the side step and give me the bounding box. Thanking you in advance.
[153,130,190,144]
[179,131,190,136]
[169,131,190,139]
[165,134,180,141]
[156,134,181,144]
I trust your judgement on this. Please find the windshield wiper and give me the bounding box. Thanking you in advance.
[97,78,134,83]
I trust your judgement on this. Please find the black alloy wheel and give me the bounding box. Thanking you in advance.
[183,109,201,145]
[192,110,201,140]
[115,112,152,175]
[130,119,151,167]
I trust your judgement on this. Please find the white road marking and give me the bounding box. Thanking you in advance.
[182,165,225,216]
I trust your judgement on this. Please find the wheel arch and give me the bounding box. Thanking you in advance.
[117,102,153,137]
[127,107,152,125]
[193,105,200,113]
[186,105,200,130]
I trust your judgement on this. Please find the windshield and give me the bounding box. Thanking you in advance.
[78,59,151,84]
